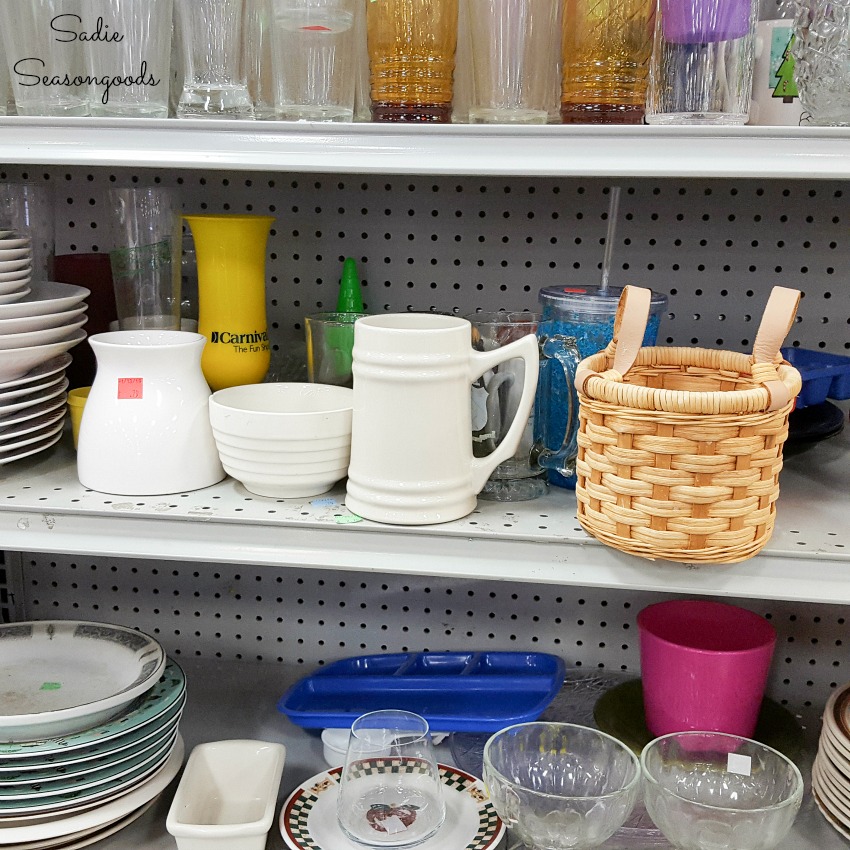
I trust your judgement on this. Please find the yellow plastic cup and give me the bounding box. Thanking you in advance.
[67,387,91,450]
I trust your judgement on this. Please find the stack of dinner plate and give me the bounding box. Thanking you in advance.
[0,621,186,850]
[0,232,33,304]
[812,680,850,840]
[0,281,90,465]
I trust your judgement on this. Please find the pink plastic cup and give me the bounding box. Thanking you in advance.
[637,599,776,739]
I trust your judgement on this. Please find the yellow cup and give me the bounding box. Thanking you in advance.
[67,387,91,450]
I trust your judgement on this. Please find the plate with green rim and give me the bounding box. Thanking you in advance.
[593,679,805,765]
[0,658,185,759]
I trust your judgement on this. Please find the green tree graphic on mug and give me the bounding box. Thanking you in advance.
[773,34,798,101]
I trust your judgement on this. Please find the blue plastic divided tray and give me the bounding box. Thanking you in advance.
[782,347,850,409]
[277,651,566,732]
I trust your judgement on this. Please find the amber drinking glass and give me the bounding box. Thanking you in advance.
[366,0,459,122]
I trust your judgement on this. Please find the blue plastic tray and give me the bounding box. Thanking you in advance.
[782,347,850,409]
[277,651,566,732]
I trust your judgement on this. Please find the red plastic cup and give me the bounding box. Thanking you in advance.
[637,599,776,739]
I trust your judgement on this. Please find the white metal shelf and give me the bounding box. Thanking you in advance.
[2,421,848,604]
[2,117,850,178]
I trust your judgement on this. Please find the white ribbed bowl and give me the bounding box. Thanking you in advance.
[209,383,354,499]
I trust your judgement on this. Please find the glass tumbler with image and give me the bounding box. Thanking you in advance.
[646,0,758,123]
[174,0,255,118]
[80,0,173,117]
[469,311,549,502]
[271,0,358,121]
[338,710,446,847]
[0,0,89,117]
[367,0,459,122]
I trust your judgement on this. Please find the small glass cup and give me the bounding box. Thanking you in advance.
[305,312,367,388]
[174,0,255,118]
[337,710,446,847]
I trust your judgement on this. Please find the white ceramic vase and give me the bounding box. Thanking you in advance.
[77,330,225,495]
[345,313,540,525]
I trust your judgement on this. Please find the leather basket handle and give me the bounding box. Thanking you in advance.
[751,285,801,412]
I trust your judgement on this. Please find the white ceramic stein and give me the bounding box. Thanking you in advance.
[77,331,225,495]
[345,313,540,525]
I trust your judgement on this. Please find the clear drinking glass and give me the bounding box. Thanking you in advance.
[337,710,446,847]
[469,311,549,501]
[80,0,173,118]
[174,0,255,118]
[270,0,358,121]
[367,0,459,122]
[107,187,182,331]
[245,0,279,120]
[0,182,56,281]
[305,312,367,387]
[0,0,89,117]
[560,0,656,123]
[646,0,758,123]
[466,0,559,123]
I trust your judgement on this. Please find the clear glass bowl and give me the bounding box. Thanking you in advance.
[640,731,804,850]
[482,722,641,850]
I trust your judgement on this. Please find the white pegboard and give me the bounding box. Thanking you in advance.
[0,166,847,361]
[7,551,850,742]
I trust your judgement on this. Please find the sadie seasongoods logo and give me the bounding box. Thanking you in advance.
[11,15,159,105]
[209,330,270,355]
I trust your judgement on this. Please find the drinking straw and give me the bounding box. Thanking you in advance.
[599,186,621,295]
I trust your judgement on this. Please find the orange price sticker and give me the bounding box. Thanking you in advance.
[117,378,143,400]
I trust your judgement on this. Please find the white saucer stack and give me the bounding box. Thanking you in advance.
[0,231,33,304]
[0,621,186,850]
[812,680,850,839]
[0,281,90,465]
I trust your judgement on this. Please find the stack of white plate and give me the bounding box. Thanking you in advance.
[0,232,33,304]
[0,281,90,465]
[0,621,186,850]
[812,680,850,839]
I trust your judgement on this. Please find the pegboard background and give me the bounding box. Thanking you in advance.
[1,166,848,362]
[6,551,850,742]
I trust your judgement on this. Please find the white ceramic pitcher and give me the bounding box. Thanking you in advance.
[77,330,225,495]
[345,313,540,525]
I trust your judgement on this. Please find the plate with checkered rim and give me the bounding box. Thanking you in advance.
[280,763,505,850]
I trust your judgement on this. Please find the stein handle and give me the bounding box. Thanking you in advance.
[468,332,540,495]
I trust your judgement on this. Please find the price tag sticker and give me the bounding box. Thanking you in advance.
[117,378,143,400]
[311,498,337,508]
[727,753,752,776]
[335,513,362,524]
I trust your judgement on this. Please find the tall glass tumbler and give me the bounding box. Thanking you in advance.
[560,0,656,123]
[80,0,173,117]
[367,0,459,122]
[646,0,758,123]
[0,182,56,281]
[174,0,255,118]
[107,187,182,331]
[0,0,89,117]
[270,0,358,121]
[466,0,559,123]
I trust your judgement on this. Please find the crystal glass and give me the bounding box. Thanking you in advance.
[174,0,255,118]
[792,0,850,125]
[482,722,641,849]
[641,731,804,850]
[337,710,446,847]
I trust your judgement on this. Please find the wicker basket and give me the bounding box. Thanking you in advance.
[573,285,803,565]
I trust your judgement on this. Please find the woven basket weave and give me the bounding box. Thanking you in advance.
[573,285,803,565]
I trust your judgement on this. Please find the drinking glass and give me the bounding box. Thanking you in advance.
[466,0,559,124]
[80,0,173,117]
[174,0,255,118]
[0,0,89,117]
[270,0,358,121]
[107,187,182,331]
[469,311,548,501]
[305,312,367,387]
[0,182,56,281]
[337,710,446,847]
[646,0,758,123]
[367,0,459,122]
[560,0,656,123]
[245,0,279,119]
